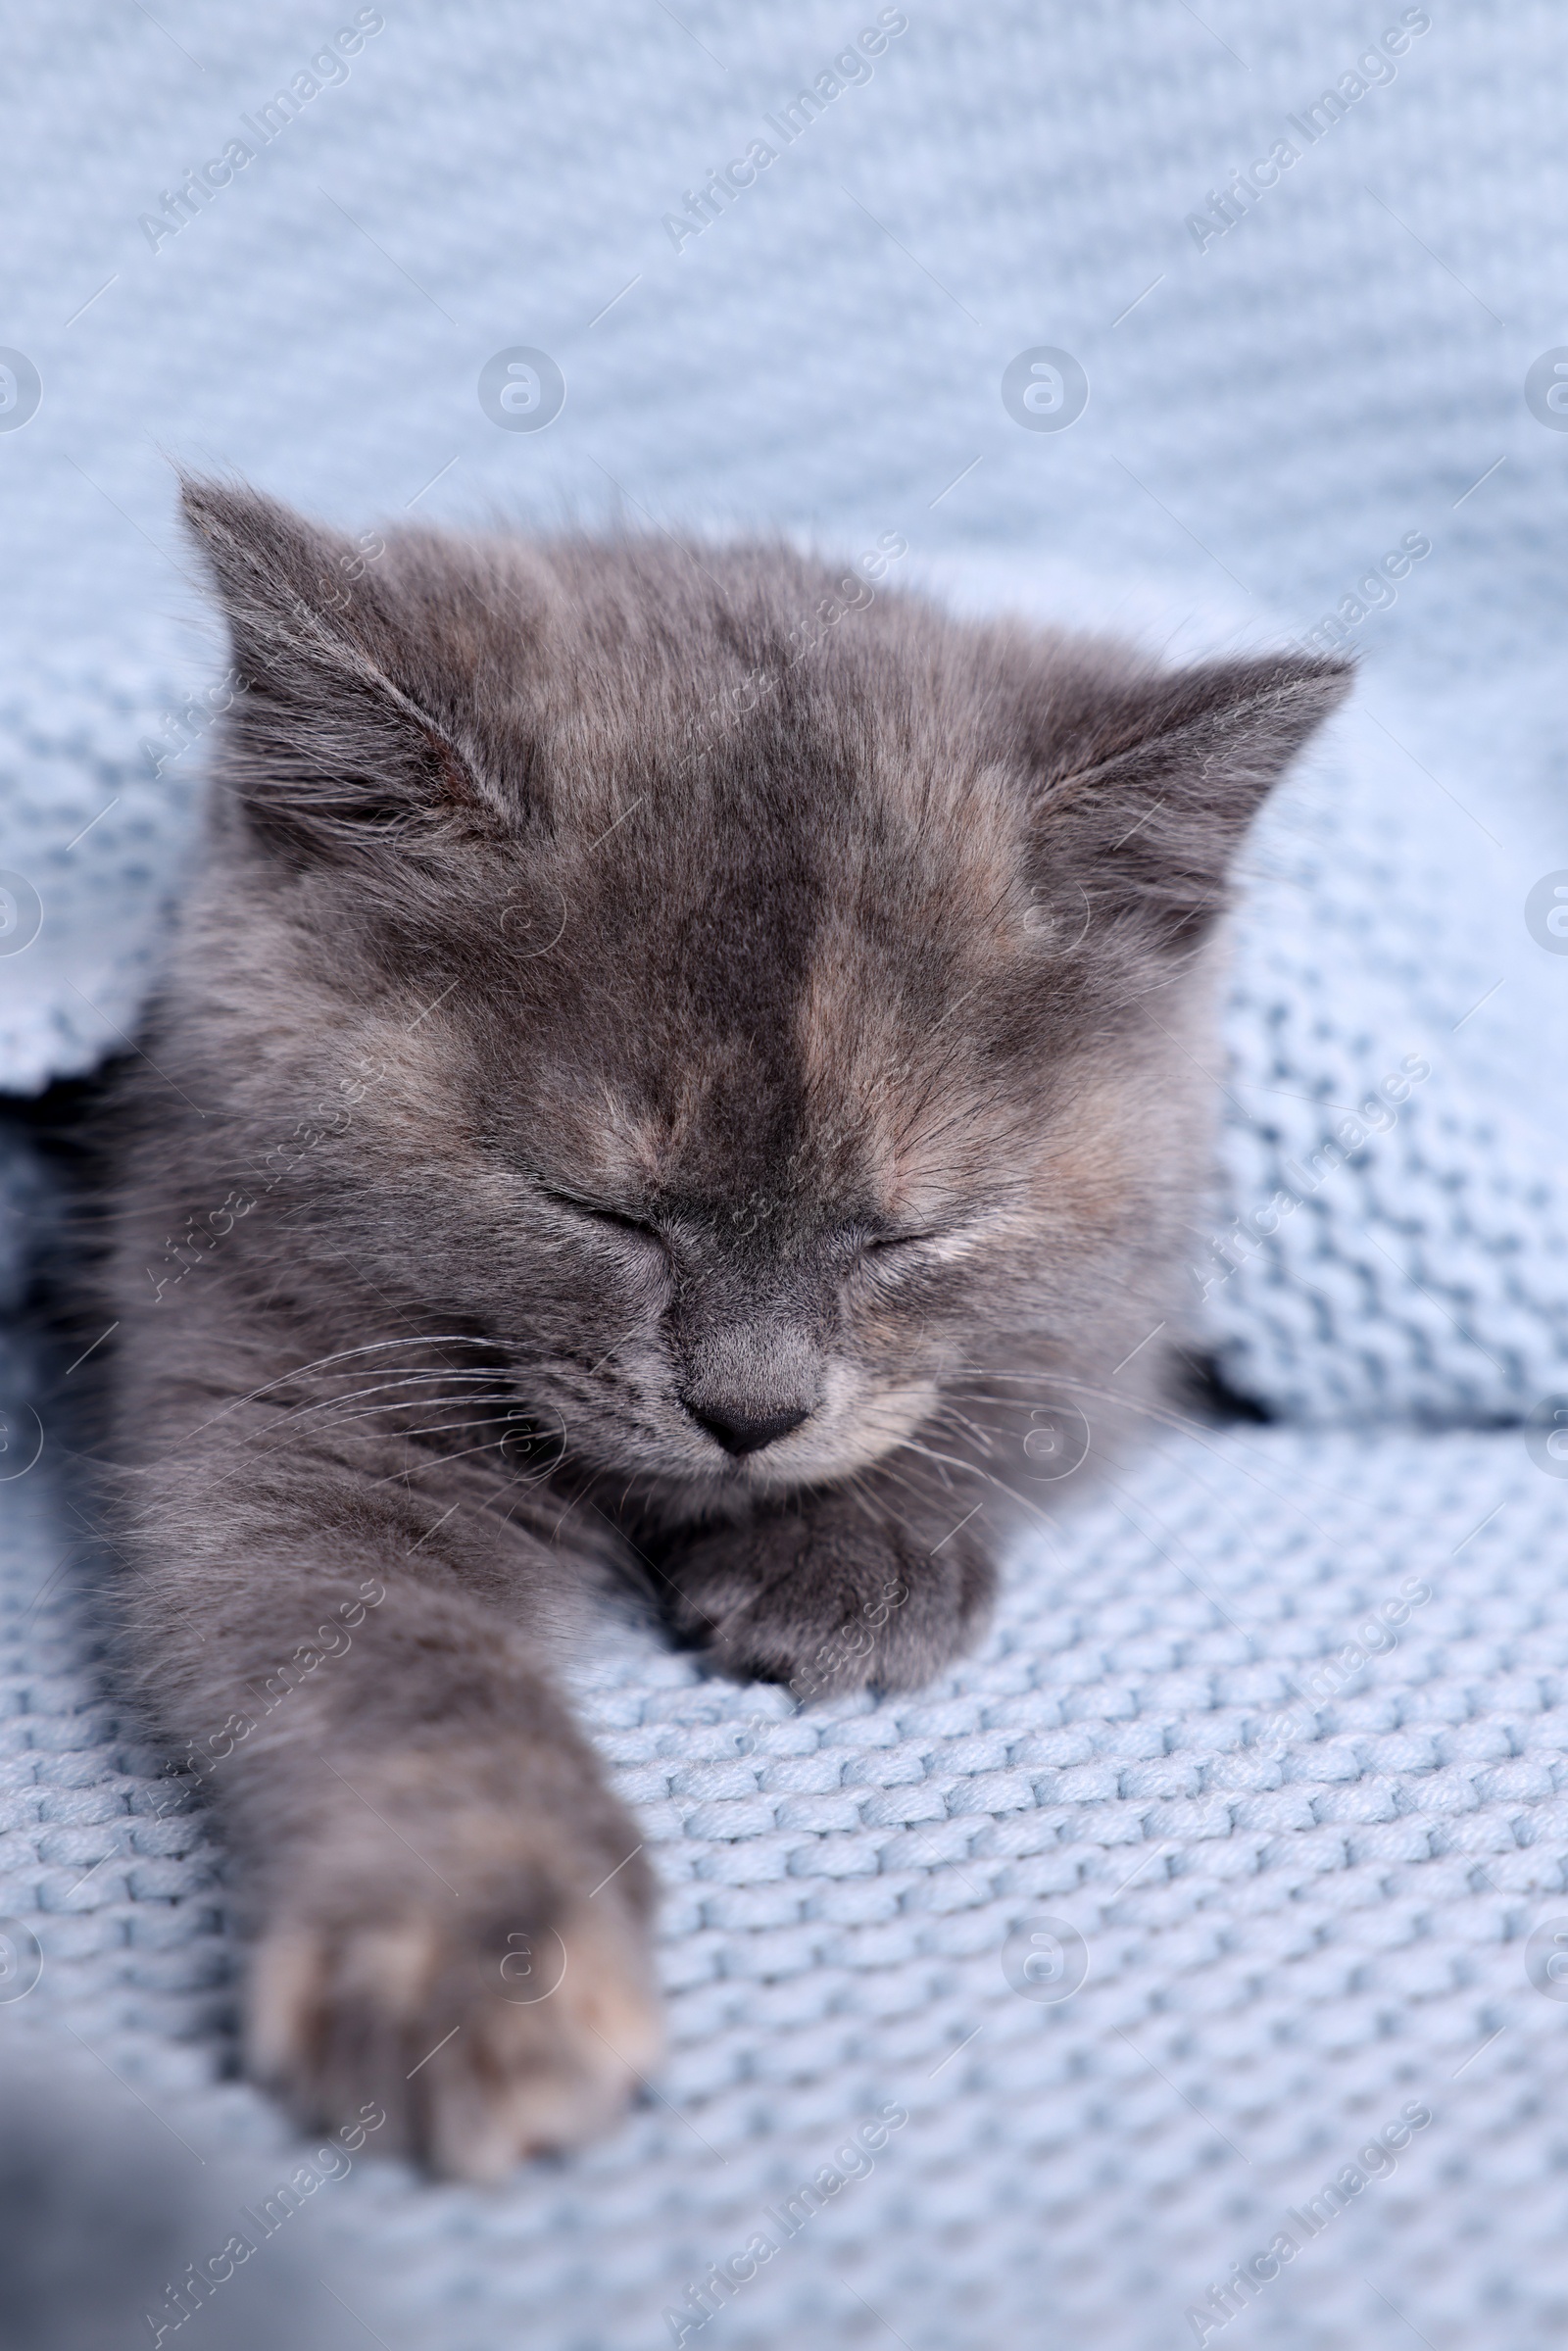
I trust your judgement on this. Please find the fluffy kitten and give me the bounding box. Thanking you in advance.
[105,481,1348,2178]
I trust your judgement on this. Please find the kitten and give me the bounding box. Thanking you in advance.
[104,480,1348,2178]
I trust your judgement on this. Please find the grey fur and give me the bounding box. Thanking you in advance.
[102,481,1350,2175]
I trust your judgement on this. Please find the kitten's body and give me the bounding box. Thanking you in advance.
[106,485,1348,2176]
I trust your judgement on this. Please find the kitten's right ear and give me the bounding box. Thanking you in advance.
[180,475,494,854]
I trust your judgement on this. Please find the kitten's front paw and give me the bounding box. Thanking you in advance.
[246,1776,661,2181]
[663,1503,994,1695]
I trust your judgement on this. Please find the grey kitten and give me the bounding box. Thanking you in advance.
[104,480,1348,2179]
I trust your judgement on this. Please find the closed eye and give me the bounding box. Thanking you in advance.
[537,1185,663,1243]
[861,1227,943,1252]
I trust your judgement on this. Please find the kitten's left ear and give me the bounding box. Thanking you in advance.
[1023,649,1353,949]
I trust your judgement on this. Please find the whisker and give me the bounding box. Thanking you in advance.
[368,1431,532,1485]
[175,1334,507,1439]
[367,1411,528,1443]
[309,1392,521,1427]
[269,1376,517,1429]
[891,1434,1055,1530]
[931,1370,1349,1546]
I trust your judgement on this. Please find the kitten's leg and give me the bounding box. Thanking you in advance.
[115,1423,659,2181]
[656,1468,999,1695]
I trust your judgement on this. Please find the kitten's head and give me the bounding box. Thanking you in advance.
[173,481,1348,1508]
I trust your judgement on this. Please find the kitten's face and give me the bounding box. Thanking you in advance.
[177,487,1348,1506]
[272,691,1115,1501]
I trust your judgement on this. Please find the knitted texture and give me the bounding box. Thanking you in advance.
[1203,698,1568,1426]
[5,1313,1566,2350]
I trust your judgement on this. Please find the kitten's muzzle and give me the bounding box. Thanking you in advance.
[683,1400,811,1456]
[674,1316,823,1458]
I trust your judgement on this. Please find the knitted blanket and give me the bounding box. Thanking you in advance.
[5,1333,1564,2350]
[2,2,1565,2343]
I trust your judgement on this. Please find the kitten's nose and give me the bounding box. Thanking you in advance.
[686,1400,811,1456]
